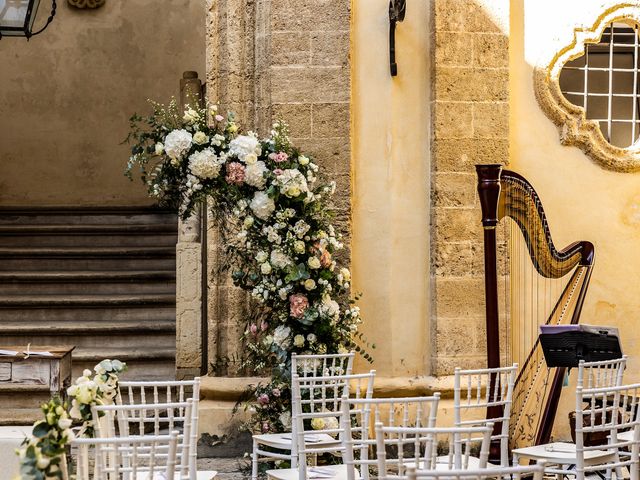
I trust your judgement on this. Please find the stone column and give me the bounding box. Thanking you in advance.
[430,0,510,375]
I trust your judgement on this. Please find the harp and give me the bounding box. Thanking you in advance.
[476,164,595,451]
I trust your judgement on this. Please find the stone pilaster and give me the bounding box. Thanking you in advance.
[204,0,352,380]
[430,0,510,375]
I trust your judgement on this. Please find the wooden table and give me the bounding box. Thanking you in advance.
[0,346,74,397]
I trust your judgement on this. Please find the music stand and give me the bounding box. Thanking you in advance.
[539,325,623,368]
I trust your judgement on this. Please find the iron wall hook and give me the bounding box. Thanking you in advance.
[389,0,406,76]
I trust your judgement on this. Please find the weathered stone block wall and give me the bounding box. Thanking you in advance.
[430,0,510,375]
[205,0,352,375]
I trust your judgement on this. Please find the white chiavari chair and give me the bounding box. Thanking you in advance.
[341,394,441,480]
[115,378,215,480]
[91,400,216,480]
[512,380,640,480]
[265,370,376,480]
[399,461,547,480]
[575,357,627,390]
[252,352,356,480]
[375,423,494,479]
[453,364,517,468]
[73,431,179,480]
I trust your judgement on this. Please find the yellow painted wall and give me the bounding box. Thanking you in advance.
[351,0,431,378]
[0,0,205,206]
[510,0,640,439]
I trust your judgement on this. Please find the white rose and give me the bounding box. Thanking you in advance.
[244,152,258,165]
[308,257,321,269]
[272,325,291,348]
[340,268,351,282]
[293,334,305,347]
[277,169,308,198]
[58,418,72,429]
[244,161,268,188]
[307,333,317,343]
[188,148,222,179]
[304,279,316,291]
[256,251,268,263]
[311,418,325,430]
[270,250,292,269]
[298,155,310,166]
[193,131,209,145]
[229,134,262,163]
[260,263,272,275]
[77,385,94,404]
[164,129,193,160]
[294,240,306,254]
[154,143,164,155]
[243,216,255,229]
[36,456,51,469]
[250,191,276,220]
[82,369,92,377]
[319,295,340,318]
[67,385,79,396]
[183,108,199,124]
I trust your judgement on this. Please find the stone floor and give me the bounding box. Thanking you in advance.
[198,457,252,479]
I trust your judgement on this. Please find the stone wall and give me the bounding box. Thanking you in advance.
[430,0,510,375]
[205,0,352,376]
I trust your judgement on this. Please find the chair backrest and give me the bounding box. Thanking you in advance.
[292,370,376,480]
[375,423,494,478]
[453,364,517,466]
[574,381,640,480]
[341,395,441,480]
[402,460,547,480]
[576,356,626,389]
[291,352,355,378]
[116,378,201,477]
[73,432,179,480]
[92,400,194,480]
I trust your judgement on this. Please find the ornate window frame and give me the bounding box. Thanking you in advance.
[534,4,640,172]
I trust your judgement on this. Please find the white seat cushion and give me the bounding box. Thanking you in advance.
[513,442,617,465]
[254,432,339,450]
[266,464,359,480]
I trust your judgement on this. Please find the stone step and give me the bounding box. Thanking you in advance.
[0,246,175,258]
[0,409,42,426]
[0,257,175,271]
[0,294,176,308]
[0,334,174,351]
[71,348,177,380]
[0,223,177,248]
[0,279,175,295]
[0,207,177,226]
[0,319,175,334]
[0,305,175,322]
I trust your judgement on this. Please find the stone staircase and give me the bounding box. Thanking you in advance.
[0,207,178,423]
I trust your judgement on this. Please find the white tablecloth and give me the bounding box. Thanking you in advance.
[0,426,32,480]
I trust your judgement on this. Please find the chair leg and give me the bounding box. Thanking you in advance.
[252,439,259,480]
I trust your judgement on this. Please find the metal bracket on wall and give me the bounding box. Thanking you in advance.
[389,0,406,76]
[67,0,105,8]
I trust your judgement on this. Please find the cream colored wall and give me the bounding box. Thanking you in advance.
[510,0,640,439]
[351,0,431,378]
[0,0,205,206]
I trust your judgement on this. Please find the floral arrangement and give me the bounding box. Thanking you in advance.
[125,100,372,432]
[17,359,127,480]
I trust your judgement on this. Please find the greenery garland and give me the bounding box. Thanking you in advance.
[17,359,127,480]
[125,100,372,433]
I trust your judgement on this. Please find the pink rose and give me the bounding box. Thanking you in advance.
[289,293,309,319]
[269,152,289,163]
[273,168,284,176]
[258,394,269,405]
[225,162,245,185]
[320,250,332,268]
[250,324,258,335]
[260,320,268,332]
[215,114,224,122]
[262,421,271,433]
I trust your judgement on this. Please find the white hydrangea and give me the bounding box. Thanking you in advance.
[188,148,223,179]
[272,324,292,349]
[244,161,268,188]
[164,129,193,160]
[229,134,262,163]
[270,250,292,269]
[319,295,340,318]
[250,191,276,220]
[277,169,308,198]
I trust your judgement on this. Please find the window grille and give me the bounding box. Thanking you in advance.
[559,22,640,148]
